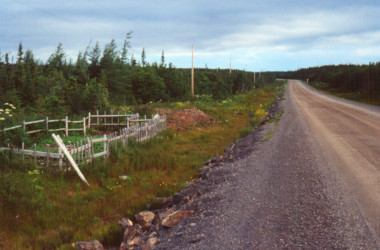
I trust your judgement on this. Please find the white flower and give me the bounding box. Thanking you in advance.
[5,111,9,115]
[0,109,3,112]
[8,114,12,117]
[0,117,5,121]
[4,103,9,105]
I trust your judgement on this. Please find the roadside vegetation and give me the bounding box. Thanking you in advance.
[0,75,285,248]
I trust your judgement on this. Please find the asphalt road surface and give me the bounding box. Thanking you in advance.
[156,80,380,249]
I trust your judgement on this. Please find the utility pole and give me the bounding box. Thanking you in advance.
[191,44,194,96]
[229,57,231,74]
[254,72,256,83]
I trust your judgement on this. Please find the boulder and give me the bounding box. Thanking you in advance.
[73,240,104,250]
[142,237,158,250]
[161,210,194,228]
[118,218,133,231]
[135,211,155,226]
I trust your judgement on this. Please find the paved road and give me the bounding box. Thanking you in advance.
[156,80,380,249]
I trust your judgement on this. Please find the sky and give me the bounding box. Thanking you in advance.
[1,0,380,71]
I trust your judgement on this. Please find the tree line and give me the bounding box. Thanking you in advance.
[0,35,273,117]
[279,63,380,104]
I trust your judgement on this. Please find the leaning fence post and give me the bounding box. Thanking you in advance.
[65,116,68,137]
[58,147,63,171]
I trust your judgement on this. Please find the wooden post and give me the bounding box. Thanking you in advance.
[22,120,26,133]
[104,111,107,124]
[127,117,130,128]
[83,117,86,136]
[191,44,194,96]
[103,134,107,158]
[34,143,37,166]
[87,137,92,162]
[80,141,83,162]
[46,116,49,132]
[46,144,50,168]
[58,147,63,171]
[96,110,99,125]
[117,112,120,125]
[52,134,90,186]
[22,142,25,162]
[88,112,91,129]
[111,110,113,125]
[77,142,80,163]
[254,72,256,83]
[65,116,68,137]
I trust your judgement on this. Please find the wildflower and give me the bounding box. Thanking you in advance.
[8,114,12,117]
[0,117,5,121]
[4,103,9,105]
[0,109,3,112]
[5,111,9,115]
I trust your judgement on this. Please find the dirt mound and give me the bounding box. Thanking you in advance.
[155,108,214,131]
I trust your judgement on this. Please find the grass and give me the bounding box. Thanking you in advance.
[0,81,284,249]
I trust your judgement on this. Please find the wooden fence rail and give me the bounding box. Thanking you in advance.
[0,112,140,136]
[0,114,167,173]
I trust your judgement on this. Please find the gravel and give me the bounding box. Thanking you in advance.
[154,85,379,249]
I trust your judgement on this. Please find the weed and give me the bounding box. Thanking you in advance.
[261,136,271,142]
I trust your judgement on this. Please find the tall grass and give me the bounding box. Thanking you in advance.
[0,81,284,249]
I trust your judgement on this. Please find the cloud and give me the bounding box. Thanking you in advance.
[1,0,380,70]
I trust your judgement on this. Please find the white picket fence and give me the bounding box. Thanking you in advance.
[0,114,167,171]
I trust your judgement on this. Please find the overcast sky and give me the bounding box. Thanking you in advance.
[1,0,380,71]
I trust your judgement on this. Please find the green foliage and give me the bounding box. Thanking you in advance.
[283,63,380,105]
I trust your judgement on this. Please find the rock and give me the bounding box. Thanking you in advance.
[135,211,155,226]
[128,236,141,246]
[122,226,136,244]
[73,240,104,250]
[149,231,158,238]
[142,237,158,250]
[161,210,194,228]
[192,234,205,243]
[118,218,133,231]
[158,207,176,221]
[154,197,169,205]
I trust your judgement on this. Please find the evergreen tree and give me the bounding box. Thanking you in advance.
[13,43,26,105]
[47,43,66,71]
[141,47,146,67]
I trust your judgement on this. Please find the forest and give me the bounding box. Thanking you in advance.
[279,62,380,105]
[0,36,274,121]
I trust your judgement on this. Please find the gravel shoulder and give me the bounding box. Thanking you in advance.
[153,81,379,249]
